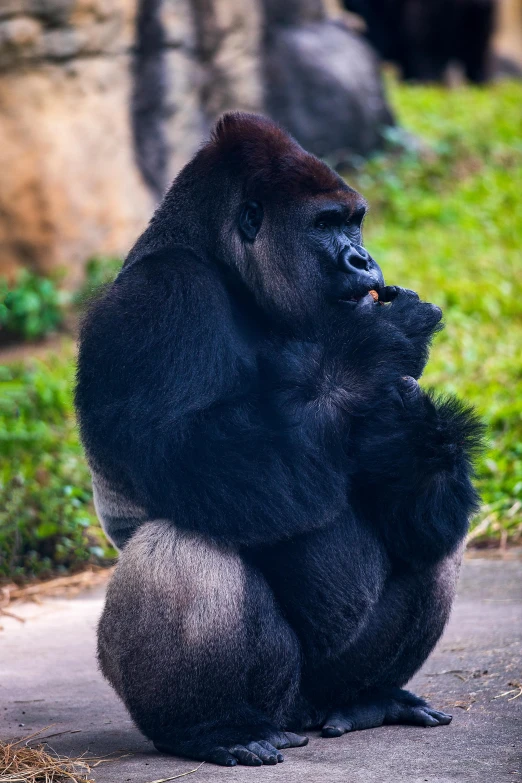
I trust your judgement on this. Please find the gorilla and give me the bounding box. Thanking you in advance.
[75,113,482,767]
[344,0,495,84]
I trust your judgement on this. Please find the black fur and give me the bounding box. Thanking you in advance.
[75,113,483,766]
[345,0,495,83]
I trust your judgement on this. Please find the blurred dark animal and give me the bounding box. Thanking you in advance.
[344,0,496,82]
[262,0,394,159]
[75,113,482,767]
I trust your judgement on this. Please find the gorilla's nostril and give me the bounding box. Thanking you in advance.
[345,246,369,272]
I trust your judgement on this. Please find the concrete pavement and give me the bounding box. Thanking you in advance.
[1,557,521,782]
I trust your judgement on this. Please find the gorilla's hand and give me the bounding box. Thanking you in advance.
[353,286,443,380]
[349,375,483,563]
[353,373,482,479]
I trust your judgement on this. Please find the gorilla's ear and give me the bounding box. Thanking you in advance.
[239,201,263,241]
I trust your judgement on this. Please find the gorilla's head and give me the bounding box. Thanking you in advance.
[142,112,384,326]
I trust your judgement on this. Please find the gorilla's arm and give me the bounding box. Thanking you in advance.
[77,251,352,548]
[263,290,442,435]
[349,379,484,564]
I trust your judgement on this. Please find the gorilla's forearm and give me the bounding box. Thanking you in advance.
[264,306,437,429]
[350,388,484,564]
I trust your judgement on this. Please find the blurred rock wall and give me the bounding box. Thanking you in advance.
[494,0,522,69]
[0,0,155,283]
[0,0,392,281]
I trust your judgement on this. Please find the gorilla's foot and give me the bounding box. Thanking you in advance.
[321,687,452,738]
[154,727,308,766]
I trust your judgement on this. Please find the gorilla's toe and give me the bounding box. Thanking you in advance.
[154,726,308,765]
[322,705,383,736]
[279,731,309,748]
[229,745,264,765]
[204,747,238,766]
[246,740,281,763]
[322,723,348,738]
[227,739,286,765]
[408,707,452,727]
[321,688,453,737]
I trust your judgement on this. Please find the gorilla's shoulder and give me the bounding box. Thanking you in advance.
[118,245,229,309]
[78,245,253,404]
[84,245,234,340]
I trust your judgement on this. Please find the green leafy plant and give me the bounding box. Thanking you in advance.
[0,270,66,341]
[0,355,116,582]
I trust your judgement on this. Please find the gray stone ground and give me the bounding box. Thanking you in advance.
[1,557,521,783]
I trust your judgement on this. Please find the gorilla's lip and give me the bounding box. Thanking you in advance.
[338,286,380,303]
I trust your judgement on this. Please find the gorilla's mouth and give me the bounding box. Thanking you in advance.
[339,286,379,304]
[343,293,369,303]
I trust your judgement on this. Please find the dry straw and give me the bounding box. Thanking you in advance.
[0,732,94,783]
[0,728,204,783]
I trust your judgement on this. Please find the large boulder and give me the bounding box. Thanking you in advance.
[0,0,154,283]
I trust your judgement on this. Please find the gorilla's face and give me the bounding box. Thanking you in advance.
[237,190,384,318]
[304,195,384,304]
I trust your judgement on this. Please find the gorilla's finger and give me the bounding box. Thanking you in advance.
[398,375,422,407]
[399,287,420,300]
[377,285,399,302]
[426,303,443,322]
[229,745,263,765]
[322,724,346,737]
[388,385,406,410]
[322,710,355,737]
[380,286,419,303]
[267,731,291,749]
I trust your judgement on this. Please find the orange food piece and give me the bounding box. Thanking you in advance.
[368,289,379,302]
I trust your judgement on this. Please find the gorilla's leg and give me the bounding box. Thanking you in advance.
[98,521,306,766]
[257,524,461,735]
[315,551,461,736]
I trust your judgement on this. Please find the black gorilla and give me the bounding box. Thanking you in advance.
[344,0,495,83]
[75,113,482,767]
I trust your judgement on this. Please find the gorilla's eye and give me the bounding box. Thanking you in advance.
[316,221,328,230]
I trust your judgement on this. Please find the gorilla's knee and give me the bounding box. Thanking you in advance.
[99,521,247,657]
[98,521,300,736]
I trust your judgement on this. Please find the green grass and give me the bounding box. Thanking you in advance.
[1,80,521,581]
[347,79,522,545]
[0,347,116,582]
